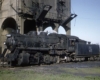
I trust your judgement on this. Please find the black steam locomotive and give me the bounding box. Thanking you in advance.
[1,31,100,66]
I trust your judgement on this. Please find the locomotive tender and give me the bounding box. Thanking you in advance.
[1,31,99,66]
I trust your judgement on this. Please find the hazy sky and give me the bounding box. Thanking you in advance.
[45,0,100,44]
[59,0,100,44]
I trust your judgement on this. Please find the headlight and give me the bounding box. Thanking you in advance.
[4,42,6,45]
[6,34,11,37]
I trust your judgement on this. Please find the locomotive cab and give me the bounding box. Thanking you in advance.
[67,36,79,53]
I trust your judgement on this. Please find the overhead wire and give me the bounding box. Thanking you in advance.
[71,6,77,27]
[77,17,100,20]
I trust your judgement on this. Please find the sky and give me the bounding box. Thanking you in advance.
[70,0,100,44]
[45,0,100,44]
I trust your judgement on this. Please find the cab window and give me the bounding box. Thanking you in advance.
[70,40,75,46]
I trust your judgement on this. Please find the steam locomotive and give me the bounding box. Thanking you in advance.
[1,31,100,66]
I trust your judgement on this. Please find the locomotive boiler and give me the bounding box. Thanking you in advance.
[1,31,79,66]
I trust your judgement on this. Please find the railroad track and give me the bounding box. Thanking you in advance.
[0,59,100,69]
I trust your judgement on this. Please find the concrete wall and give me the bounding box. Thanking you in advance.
[41,0,71,34]
[0,0,71,53]
[0,0,16,28]
[23,0,71,34]
[0,0,19,53]
[64,0,71,35]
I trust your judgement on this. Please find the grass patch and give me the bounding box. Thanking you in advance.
[0,69,100,80]
[80,68,100,74]
[63,67,100,74]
